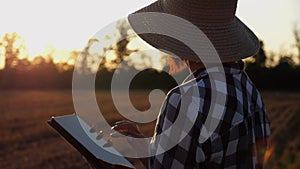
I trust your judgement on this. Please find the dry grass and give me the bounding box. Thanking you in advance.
[262,92,300,169]
[0,90,88,169]
[0,90,299,169]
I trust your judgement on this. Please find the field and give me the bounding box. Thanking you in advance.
[0,90,299,169]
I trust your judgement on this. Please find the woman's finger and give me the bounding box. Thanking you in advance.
[113,121,136,128]
[111,123,138,132]
[110,129,130,136]
[115,120,134,125]
[111,120,144,138]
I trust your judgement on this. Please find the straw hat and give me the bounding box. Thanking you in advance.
[128,0,260,63]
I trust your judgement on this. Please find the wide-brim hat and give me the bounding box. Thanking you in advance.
[128,0,260,63]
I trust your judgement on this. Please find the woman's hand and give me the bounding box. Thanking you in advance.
[110,120,149,168]
[110,120,149,152]
[111,120,145,138]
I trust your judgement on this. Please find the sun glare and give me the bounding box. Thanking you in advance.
[128,50,165,71]
[105,50,117,61]
[13,39,24,49]
[127,36,166,70]
[264,144,274,165]
[52,50,69,64]
[0,47,5,69]
[127,36,152,51]
[0,56,4,69]
[26,45,75,65]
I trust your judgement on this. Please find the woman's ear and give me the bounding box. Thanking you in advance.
[167,55,187,74]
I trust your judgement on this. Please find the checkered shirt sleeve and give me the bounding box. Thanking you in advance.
[147,61,271,169]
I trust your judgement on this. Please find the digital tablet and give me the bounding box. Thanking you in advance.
[48,114,135,169]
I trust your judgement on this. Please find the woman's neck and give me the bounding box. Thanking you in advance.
[186,61,205,73]
[186,60,237,72]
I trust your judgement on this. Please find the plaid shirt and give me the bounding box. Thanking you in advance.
[147,61,271,169]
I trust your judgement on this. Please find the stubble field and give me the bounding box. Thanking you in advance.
[0,90,299,169]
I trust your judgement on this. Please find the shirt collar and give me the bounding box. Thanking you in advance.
[183,60,245,83]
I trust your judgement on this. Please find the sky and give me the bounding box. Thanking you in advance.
[0,0,299,58]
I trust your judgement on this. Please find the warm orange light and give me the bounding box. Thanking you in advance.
[12,36,29,60]
[27,45,74,66]
[264,143,274,164]
[52,50,69,64]
[106,50,117,61]
[0,56,4,69]
[0,47,5,69]
[127,37,152,51]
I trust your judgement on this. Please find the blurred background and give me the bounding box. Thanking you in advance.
[1,0,300,169]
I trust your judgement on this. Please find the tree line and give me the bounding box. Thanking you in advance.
[0,24,300,91]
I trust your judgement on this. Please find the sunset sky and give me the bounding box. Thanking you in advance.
[0,0,299,58]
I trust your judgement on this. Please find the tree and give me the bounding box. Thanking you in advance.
[293,25,300,63]
[253,41,267,67]
[76,38,99,74]
[0,32,28,69]
[277,55,295,70]
[101,20,139,71]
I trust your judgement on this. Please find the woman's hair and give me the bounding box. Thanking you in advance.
[167,55,187,74]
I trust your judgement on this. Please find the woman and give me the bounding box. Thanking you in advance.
[113,0,271,168]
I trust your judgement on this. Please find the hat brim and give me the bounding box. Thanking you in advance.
[128,1,260,63]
